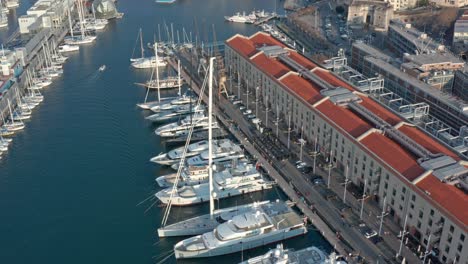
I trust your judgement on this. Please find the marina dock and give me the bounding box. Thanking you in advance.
[166,57,352,260]
[253,14,278,25]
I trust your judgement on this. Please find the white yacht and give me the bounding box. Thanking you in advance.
[224,12,255,23]
[137,76,181,89]
[154,114,212,137]
[131,56,167,69]
[64,35,97,45]
[137,96,176,110]
[5,0,19,9]
[58,44,80,53]
[174,200,308,259]
[149,95,196,112]
[155,165,273,206]
[145,104,204,123]
[240,244,347,264]
[171,140,244,170]
[158,200,271,237]
[156,160,250,188]
[151,138,223,165]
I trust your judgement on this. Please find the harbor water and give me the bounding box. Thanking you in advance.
[0,1,332,263]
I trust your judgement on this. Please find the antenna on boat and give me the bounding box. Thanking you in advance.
[208,57,215,218]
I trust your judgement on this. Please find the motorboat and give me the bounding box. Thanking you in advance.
[64,35,97,45]
[224,12,255,24]
[156,159,251,188]
[137,76,181,89]
[145,104,204,123]
[151,138,229,165]
[154,114,211,137]
[99,65,106,71]
[150,95,196,112]
[58,44,80,53]
[136,97,177,110]
[173,200,307,258]
[158,201,271,237]
[155,165,273,206]
[171,140,244,170]
[240,244,347,264]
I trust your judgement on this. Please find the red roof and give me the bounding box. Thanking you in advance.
[398,124,460,160]
[316,100,372,138]
[226,36,258,58]
[417,175,468,226]
[361,132,425,181]
[252,53,290,79]
[249,32,286,48]
[360,97,402,126]
[280,74,323,104]
[313,69,356,91]
[288,51,318,70]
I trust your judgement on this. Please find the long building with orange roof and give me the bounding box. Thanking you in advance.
[225,32,468,264]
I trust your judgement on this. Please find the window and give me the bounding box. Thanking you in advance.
[402,187,406,194]
[461,234,465,242]
[442,255,447,262]
[457,243,463,252]
[411,194,416,202]
[428,219,432,226]
[450,225,454,233]
[448,235,452,243]
[430,209,434,216]
[417,221,421,228]
[410,203,414,209]
[445,245,449,253]
[419,211,423,219]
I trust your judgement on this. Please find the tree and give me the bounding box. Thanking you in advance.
[417,0,430,7]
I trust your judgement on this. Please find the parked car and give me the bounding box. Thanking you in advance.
[233,99,242,105]
[247,114,256,119]
[243,109,252,115]
[239,105,246,111]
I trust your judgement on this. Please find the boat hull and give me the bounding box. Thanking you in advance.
[174,227,307,259]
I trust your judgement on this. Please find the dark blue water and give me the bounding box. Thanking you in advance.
[0,1,331,263]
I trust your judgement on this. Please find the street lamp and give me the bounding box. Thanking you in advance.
[311,136,319,174]
[255,86,259,117]
[343,164,350,204]
[326,150,333,188]
[299,125,306,161]
[287,113,291,149]
[377,196,388,237]
[237,72,241,99]
[359,178,368,220]
[397,213,409,259]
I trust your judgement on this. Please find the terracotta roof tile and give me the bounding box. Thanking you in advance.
[361,132,425,181]
[249,32,286,48]
[360,97,402,126]
[316,100,372,138]
[226,36,258,58]
[288,51,318,70]
[280,74,323,104]
[313,69,356,91]
[252,53,290,79]
[417,175,468,226]
[398,125,460,160]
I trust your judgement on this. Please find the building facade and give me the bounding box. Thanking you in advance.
[453,70,468,101]
[386,0,417,10]
[454,11,468,44]
[346,0,394,31]
[429,0,467,7]
[225,32,468,264]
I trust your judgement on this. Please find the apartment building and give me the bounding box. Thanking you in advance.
[454,11,468,44]
[387,20,445,57]
[385,0,417,10]
[430,0,467,7]
[225,32,468,263]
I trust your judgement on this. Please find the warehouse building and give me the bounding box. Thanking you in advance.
[225,32,468,264]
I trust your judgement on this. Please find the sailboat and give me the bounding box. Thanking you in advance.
[157,58,272,238]
[3,99,25,132]
[136,59,182,89]
[64,2,97,45]
[130,28,145,62]
[131,42,166,69]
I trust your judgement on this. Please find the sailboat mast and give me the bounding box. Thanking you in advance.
[155,43,161,102]
[177,59,181,96]
[68,7,74,38]
[208,57,215,218]
[140,28,144,59]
